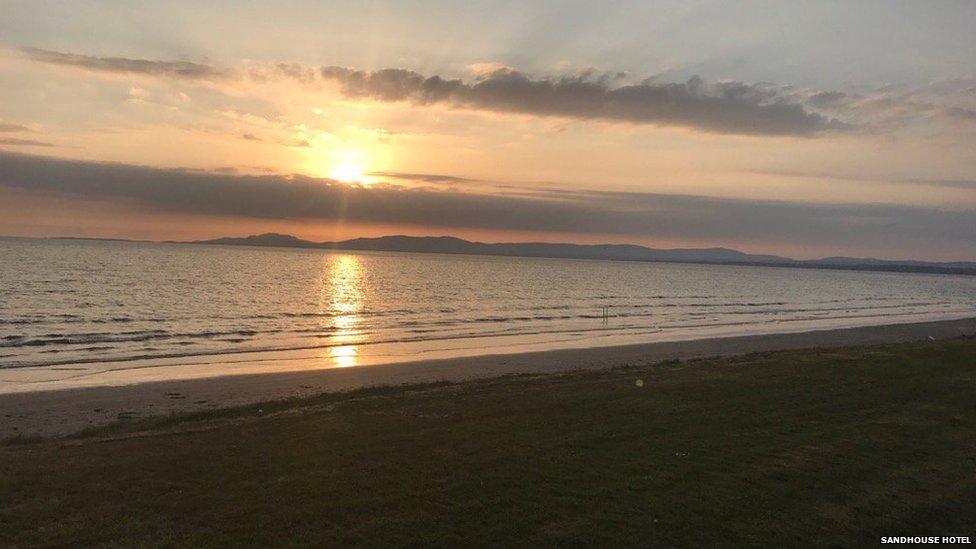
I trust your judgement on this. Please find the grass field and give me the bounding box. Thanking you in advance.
[2,337,975,547]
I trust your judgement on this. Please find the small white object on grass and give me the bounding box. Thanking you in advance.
[635,379,644,387]
[927,336,936,341]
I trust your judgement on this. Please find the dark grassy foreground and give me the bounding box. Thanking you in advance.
[2,338,975,547]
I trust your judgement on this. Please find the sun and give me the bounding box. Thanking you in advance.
[330,162,370,184]
[304,146,383,184]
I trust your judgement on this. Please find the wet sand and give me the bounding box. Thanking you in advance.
[2,317,974,439]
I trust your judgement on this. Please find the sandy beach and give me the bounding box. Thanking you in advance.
[2,317,973,440]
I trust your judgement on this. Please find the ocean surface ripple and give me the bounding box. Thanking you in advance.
[2,237,974,370]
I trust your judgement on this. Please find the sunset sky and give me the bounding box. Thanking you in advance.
[1,1,975,260]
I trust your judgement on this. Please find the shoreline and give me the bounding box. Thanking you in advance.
[3,310,972,392]
[2,316,973,439]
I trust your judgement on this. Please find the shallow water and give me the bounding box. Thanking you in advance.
[1,237,974,384]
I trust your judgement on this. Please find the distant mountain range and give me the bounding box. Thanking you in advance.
[186,233,976,276]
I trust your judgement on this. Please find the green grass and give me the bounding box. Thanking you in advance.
[2,338,975,547]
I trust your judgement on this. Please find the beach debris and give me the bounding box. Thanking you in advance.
[635,379,644,387]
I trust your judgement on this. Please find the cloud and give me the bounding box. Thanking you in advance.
[803,79,976,130]
[749,168,976,190]
[20,47,232,80]
[367,171,482,184]
[0,138,54,147]
[808,91,847,108]
[319,67,843,136]
[1,151,972,255]
[0,122,30,132]
[946,107,976,121]
[467,62,515,77]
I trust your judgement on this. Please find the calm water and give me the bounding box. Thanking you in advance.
[2,237,975,377]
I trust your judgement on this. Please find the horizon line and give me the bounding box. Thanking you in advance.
[4,232,974,273]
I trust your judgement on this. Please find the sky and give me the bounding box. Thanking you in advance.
[1,1,975,260]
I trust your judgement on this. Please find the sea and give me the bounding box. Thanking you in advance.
[2,237,974,389]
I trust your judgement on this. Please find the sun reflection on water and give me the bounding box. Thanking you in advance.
[323,254,365,367]
[329,344,358,367]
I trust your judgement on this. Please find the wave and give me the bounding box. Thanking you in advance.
[0,299,955,350]
[0,328,266,349]
[4,307,971,371]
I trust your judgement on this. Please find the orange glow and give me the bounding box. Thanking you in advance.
[329,345,358,368]
[323,254,365,367]
[330,162,368,184]
[304,146,379,184]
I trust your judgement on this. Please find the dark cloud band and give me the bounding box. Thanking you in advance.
[1,151,972,253]
[320,67,844,136]
[20,47,232,80]
[0,122,30,132]
[0,138,54,147]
